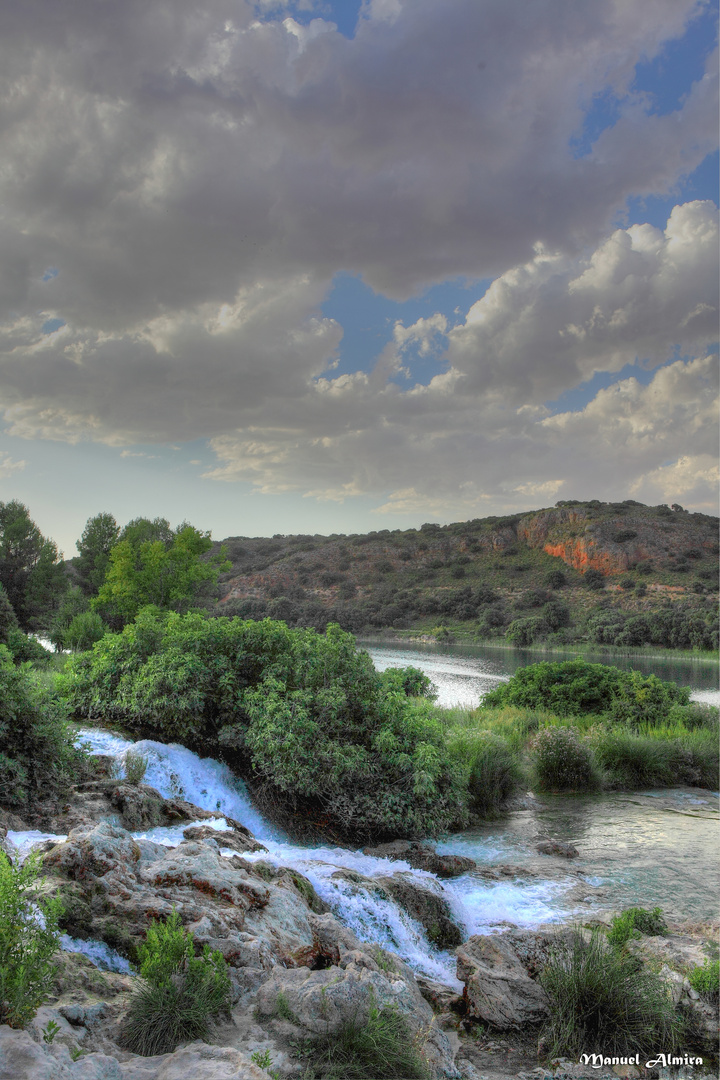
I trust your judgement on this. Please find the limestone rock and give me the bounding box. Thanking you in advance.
[363,840,476,878]
[182,825,266,855]
[255,960,460,1077]
[456,934,550,1028]
[375,873,463,948]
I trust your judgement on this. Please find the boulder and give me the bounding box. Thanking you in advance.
[182,825,266,855]
[456,934,550,1028]
[255,959,460,1077]
[535,840,579,858]
[375,873,463,949]
[363,840,476,878]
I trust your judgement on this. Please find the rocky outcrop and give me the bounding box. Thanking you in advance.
[0,1026,270,1079]
[255,953,461,1078]
[42,822,335,975]
[517,505,718,576]
[456,934,550,1028]
[363,840,476,878]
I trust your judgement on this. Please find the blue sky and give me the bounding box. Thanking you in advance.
[0,0,717,554]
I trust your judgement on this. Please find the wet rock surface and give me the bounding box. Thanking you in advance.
[362,839,477,877]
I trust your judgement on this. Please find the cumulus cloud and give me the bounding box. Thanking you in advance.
[0,1,716,515]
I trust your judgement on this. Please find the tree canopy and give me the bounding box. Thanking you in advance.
[0,501,67,631]
[94,522,229,626]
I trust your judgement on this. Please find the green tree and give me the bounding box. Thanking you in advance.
[48,586,90,650]
[95,524,229,626]
[75,512,119,595]
[0,502,68,631]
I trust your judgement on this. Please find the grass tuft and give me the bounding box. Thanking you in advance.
[607,906,668,949]
[540,928,684,1060]
[301,1004,429,1079]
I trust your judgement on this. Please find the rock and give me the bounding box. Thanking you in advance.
[181,826,266,855]
[456,934,550,1028]
[43,822,142,881]
[375,873,463,948]
[0,1025,271,1079]
[255,959,460,1077]
[416,975,465,1014]
[363,840,476,878]
[535,840,579,858]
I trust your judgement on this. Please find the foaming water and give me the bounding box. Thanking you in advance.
[6,830,68,862]
[60,934,133,975]
[77,728,283,841]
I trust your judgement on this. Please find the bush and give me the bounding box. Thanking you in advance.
[0,646,90,806]
[483,660,690,723]
[688,959,719,1004]
[65,611,106,651]
[607,907,668,949]
[302,1003,429,1079]
[0,851,63,1027]
[532,726,599,792]
[540,929,684,1059]
[120,912,231,1056]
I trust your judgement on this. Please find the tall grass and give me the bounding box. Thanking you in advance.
[445,728,524,814]
[540,929,685,1059]
[303,1004,429,1079]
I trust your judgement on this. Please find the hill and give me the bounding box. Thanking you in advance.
[210,500,719,651]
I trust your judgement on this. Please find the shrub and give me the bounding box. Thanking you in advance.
[583,568,605,590]
[65,611,107,651]
[688,959,719,1004]
[123,750,148,785]
[607,907,668,949]
[0,646,89,806]
[445,730,523,815]
[540,929,684,1059]
[120,911,231,1056]
[0,851,63,1027]
[532,725,599,792]
[483,660,689,723]
[303,1003,429,1079]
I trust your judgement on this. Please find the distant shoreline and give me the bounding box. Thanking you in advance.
[358,632,720,666]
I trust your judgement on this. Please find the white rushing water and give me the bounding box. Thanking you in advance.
[45,727,577,984]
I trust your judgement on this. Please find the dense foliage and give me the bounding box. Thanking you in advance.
[65,613,467,837]
[0,501,68,632]
[0,646,89,806]
[607,906,668,949]
[483,659,690,722]
[531,725,599,792]
[0,851,63,1027]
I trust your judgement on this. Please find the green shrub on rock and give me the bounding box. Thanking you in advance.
[302,1002,429,1079]
[688,959,719,1004]
[120,911,231,1056]
[607,907,668,949]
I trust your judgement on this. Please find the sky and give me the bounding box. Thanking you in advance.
[0,0,717,556]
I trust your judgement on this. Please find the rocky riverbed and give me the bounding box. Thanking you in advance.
[0,776,717,1080]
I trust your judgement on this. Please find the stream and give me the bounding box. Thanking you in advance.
[7,643,718,984]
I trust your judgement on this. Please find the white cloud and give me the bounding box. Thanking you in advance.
[0,452,25,478]
[0,0,716,516]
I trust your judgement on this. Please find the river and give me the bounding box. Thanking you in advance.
[362,638,720,709]
[8,643,718,984]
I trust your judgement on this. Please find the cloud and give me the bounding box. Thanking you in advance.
[0,0,716,515]
[629,454,720,512]
[0,452,25,478]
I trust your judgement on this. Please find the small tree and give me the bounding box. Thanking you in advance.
[0,851,63,1027]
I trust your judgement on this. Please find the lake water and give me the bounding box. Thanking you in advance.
[362,639,720,709]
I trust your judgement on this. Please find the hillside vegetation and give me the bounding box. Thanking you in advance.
[211,500,719,651]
